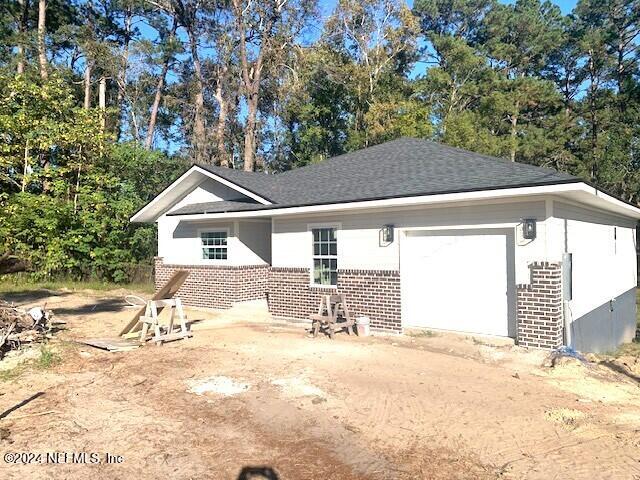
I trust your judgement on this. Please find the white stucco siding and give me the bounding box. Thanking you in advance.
[167,178,249,213]
[272,200,548,283]
[553,201,637,320]
[157,216,270,266]
[237,221,272,264]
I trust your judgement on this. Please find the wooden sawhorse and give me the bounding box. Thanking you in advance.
[309,294,355,339]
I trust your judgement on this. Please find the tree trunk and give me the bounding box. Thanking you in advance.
[37,0,48,80]
[233,0,270,171]
[145,60,170,149]
[73,156,82,214]
[216,97,229,167]
[99,76,106,132]
[617,40,625,95]
[509,114,518,162]
[590,100,598,182]
[146,20,177,150]
[17,0,29,74]
[116,7,133,139]
[509,96,520,162]
[588,53,599,183]
[243,93,258,171]
[214,69,229,167]
[83,63,92,109]
[185,25,207,164]
[21,140,29,192]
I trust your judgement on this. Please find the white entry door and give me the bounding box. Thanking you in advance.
[401,230,510,337]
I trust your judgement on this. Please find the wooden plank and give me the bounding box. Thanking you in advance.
[77,337,141,352]
[118,270,189,336]
[142,331,192,343]
[150,299,177,308]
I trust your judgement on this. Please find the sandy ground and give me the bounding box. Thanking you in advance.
[0,290,639,480]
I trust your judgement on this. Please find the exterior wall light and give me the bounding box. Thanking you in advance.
[522,218,537,240]
[382,224,394,243]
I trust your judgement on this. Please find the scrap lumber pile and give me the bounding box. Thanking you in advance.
[0,300,52,359]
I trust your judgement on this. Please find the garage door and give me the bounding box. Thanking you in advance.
[401,230,511,337]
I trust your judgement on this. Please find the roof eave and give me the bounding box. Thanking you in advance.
[172,181,639,220]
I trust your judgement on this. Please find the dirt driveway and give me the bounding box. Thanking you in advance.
[0,290,639,480]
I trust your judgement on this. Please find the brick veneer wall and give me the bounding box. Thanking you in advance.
[516,262,563,349]
[267,267,402,332]
[154,257,270,309]
[158,257,566,345]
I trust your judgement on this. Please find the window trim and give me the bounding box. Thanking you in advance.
[307,223,340,288]
[198,227,230,263]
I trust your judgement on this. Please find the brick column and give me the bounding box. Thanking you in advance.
[516,262,563,349]
[337,270,401,332]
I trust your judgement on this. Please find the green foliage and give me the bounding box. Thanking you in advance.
[36,346,61,369]
[0,74,185,282]
[410,0,640,202]
[1,0,640,280]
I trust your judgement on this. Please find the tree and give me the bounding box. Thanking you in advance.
[274,46,352,169]
[232,0,317,171]
[323,0,420,149]
[144,15,179,149]
[413,0,494,38]
[16,0,30,74]
[0,73,185,281]
[479,0,566,162]
[416,34,492,139]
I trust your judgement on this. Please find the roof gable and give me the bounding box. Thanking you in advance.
[130,165,272,223]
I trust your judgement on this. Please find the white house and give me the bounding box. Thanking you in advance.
[132,138,640,352]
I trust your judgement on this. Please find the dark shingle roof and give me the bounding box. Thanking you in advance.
[171,138,579,215]
[169,200,270,215]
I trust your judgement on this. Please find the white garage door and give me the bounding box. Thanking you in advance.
[401,231,510,337]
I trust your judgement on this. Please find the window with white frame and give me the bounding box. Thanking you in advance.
[312,227,337,286]
[201,231,227,260]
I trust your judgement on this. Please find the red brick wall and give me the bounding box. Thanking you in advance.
[154,257,270,309]
[516,262,563,349]
[267,267,402,332]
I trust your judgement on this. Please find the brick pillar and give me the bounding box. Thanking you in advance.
[516,262,563,349]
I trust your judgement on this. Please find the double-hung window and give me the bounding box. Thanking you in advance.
[201,231,227,260]
[312,227,337,286]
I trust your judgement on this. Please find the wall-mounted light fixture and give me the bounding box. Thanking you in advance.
[522,218,537,240]
[382,224,394,243]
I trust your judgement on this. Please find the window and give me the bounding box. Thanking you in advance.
[312,227,337,286]
[201,231,227,260]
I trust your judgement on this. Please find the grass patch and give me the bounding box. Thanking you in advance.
[0,365,25,382]
[0,345,63,382]
[0,276,153,295]
[35,346,61,369]
[607,341,640,358]
[410,330,437,338]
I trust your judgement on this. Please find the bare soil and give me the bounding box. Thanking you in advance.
[0,289,639,480]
